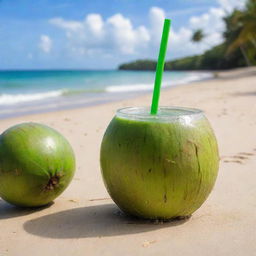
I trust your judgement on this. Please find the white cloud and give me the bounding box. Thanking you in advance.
[190,8,225,32]
[167,7,226,59]
[49,18,83,31]
[50,12,150,56]
[48,2,242,62]
[107,14,137,54]
[38,35,52,53]
[149,7,165,44]
[106,13,150,54]
[189,7,225,45]
[85,14,104,37]
[217,0,246,12]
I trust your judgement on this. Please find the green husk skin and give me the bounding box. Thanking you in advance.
[0,123,75,207]
[100,116,219,220]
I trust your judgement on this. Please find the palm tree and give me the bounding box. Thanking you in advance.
[191,29,213,50]
[191,29,205,43]
[223,10,250,66]
[225,0,256,65]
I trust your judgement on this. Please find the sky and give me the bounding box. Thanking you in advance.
[0,0,246,70]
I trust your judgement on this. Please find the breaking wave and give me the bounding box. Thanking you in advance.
[0,72,213,105]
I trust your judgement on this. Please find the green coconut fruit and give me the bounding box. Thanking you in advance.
[100,107,219,220]
[0,122,75,207]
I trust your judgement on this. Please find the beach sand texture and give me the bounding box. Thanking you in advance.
[0,68,256,255]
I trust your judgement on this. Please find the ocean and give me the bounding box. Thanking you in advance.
[0,70,212,119]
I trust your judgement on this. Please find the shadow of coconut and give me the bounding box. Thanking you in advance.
[0,199,54,219]
[24,203,190,239]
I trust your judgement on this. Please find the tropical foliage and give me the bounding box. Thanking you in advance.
[191,29,205,43]
[119,0,256,71]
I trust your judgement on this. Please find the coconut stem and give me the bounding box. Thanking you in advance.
[45,175,60,191]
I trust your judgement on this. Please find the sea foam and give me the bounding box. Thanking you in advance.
[0,90,63,105]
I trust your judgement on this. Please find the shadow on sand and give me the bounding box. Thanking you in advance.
[23,204,190,239]
[0,199,53,219]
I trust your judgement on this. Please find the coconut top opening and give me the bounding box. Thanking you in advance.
[116,106,204,123]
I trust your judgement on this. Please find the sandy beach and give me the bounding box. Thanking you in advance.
[0,67,256,256]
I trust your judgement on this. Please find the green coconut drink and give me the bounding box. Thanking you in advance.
[0,123,75,207]
[100,19,219,220]
[100,106,219,219]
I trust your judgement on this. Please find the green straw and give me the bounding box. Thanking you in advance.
[150,19,171,115]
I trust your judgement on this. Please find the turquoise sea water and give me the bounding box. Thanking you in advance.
[0,70,212,119]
